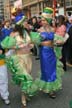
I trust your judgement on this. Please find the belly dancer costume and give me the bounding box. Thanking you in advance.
[35,7,64,93]
[38,32,57,93]
[1,13,39,96]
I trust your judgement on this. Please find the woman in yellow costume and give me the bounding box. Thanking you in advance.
[1,13,39,107]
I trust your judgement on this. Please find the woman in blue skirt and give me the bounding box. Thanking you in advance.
[37,7,64,98]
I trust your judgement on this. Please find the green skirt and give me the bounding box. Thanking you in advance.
[36,60,64,93]
[6,54,38,96]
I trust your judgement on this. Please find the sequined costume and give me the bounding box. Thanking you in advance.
[1,30,38,96]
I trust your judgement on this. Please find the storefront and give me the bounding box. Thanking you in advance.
[23,0,44,18]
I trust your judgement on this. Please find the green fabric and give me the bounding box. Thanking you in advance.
[0,54,5,59]
[1,36,16,49]
[41,15,52,24]
[54,34,64,42]
[36,34,64,93]
[36,61,64,93]
[43,8,53,14]
[6,55,38,96]
[42,7,53,25]
[69,100,72,108]
[46,18,52,24]
[30,32,43,45]
[1,33,39,96]
[54,34,64,58]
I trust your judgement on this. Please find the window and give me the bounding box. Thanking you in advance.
[66,0,72,6]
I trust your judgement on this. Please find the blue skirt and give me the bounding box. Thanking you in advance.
[39,46,56,82]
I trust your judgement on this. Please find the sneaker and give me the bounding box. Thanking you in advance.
[4,99,10,105]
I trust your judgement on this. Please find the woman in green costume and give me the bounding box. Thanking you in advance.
[1,14,40,107]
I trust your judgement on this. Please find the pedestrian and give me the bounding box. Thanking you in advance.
[0,22,10,105]
[67,16,72,65]
[2,20,13,37]
[55,15,67,71]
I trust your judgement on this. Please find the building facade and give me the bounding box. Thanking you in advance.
[22,0,49,18]
[3,0,15,20]
[22,0,72,18]
[0,0,4,20]
[66,0,72,12]
[3,0,10,20]
[0,0,72,20]
[22,0,65,18]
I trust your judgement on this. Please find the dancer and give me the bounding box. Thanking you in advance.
[1,14,38,107]
[37,7,64,98]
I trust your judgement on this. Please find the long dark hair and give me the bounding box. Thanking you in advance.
[32,16,38,25]
[57,15,66,26]
[13,24,24,38]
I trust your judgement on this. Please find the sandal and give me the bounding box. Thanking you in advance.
[22,94,26,107]
[49,92,56,99]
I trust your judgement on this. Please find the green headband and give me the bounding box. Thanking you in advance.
[41,7,53,24]
[43,7,53,14]
[42,16,52,24]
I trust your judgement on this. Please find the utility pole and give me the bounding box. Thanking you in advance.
[4,0,11,20]
[53,0,56,17]
[9,0,11,19]
[64,0,66,15]
[38,0,40,14]
[28,0,31,18]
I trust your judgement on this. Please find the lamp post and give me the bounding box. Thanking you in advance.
[64,0,66,15]
[53,0,56,17]
[38,0,40,13]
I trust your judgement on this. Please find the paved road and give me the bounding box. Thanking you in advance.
[0,57,72,108]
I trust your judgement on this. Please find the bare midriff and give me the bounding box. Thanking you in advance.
[41,40,53,47]
[15,47,31,55]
